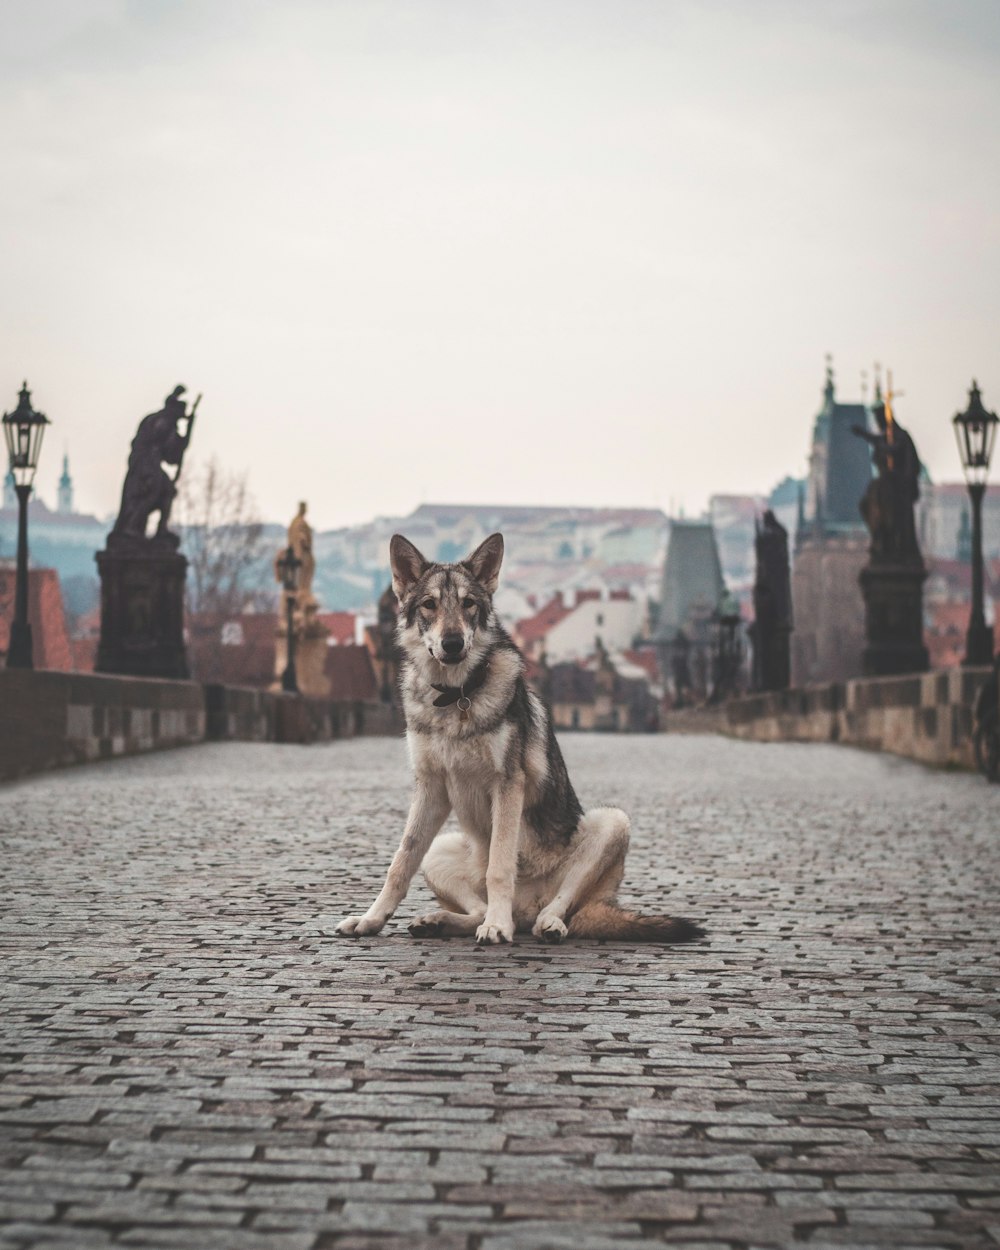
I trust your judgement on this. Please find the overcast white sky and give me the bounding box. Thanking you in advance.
[2,0,998,530]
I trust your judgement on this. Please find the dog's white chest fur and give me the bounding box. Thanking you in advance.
[409,725,512,841]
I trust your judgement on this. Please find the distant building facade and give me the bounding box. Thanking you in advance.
[791,363,873,685]
[918,481,1000,562]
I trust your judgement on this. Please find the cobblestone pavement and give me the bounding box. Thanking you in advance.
[1,735,999,1250]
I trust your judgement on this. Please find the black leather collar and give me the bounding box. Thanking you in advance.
[431,658,490,708]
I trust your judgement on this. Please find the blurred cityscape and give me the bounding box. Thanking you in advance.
[2,364,998,726]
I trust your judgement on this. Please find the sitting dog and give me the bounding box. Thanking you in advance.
[335,533,703,946]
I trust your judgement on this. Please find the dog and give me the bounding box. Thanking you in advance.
[334,533,704,946]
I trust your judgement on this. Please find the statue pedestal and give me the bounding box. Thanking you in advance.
[859,560,929,677]
[95,542,189,679]
[273,615,330,697]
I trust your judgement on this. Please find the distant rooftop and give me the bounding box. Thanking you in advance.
[410,503,667,527]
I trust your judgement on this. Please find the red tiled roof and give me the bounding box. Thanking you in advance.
[324,644,377,702]
[926,603,971,634]
[187,611,278,686]
[926,557,1000,600]
[925,600,1000,668]
[515,594,573,646]
[623,648,661,683]
[0,565,73,671]
[316,611,357,645]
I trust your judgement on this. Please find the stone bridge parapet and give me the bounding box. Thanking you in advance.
[666,666,992,770]
[0,669,401,784]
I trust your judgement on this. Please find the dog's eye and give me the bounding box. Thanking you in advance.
[462,598,476,610]
[421,598,436,610]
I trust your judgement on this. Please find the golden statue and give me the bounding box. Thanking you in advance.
[275,500,317,619]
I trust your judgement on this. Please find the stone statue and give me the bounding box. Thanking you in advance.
[751,509,792,690]
[275,501,317,618]
[272,501,331,696]
[97,385,198,678]
[852,378,929,676]
[111,385,198,546]
[853,402,922,565]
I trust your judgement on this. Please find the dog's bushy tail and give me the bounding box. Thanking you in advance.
[567,901,705,944]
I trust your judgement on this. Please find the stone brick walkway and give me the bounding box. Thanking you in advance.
[1,735,998,1249]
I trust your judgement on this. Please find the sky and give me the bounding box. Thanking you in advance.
[1,0,998,530]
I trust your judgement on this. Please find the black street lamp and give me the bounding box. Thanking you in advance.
[276,545,302,693]
[952,380,998,666]
[2,382,50,669]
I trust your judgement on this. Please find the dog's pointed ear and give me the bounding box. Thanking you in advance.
[464,532,504,595]
[389,534,429,600]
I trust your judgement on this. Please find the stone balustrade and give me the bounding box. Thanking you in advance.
[666,666,992,770]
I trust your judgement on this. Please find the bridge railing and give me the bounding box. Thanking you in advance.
[0,669,402,784]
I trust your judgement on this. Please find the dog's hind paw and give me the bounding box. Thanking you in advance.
[533,914,568,943]
[333,914,385,937]
[408,912,447,938]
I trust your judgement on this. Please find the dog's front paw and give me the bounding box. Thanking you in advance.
[532,913,568,943]
[334,914,385,937]
[475,920,514,946]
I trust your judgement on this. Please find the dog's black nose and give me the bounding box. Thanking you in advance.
[441,634,465,657]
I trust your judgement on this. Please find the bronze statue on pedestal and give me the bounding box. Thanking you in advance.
[111,385,199,547]
[852,371,928,676]
[95,385,201,679]
[853,375,921,565]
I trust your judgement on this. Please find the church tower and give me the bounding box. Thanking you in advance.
[791,356,874,686]
[58,452,74,514]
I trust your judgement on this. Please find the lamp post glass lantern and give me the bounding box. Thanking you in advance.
[953,381,998,666]
[276,545,301,693]
[2,382,50,669]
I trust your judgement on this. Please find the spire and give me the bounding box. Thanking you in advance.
[57,448,74,514]
[823,353,835,404]
[873,361,883,404]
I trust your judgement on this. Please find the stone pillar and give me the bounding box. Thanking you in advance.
[273,610,331,698]
[859,561,929,677]
[791,532,868,685]
[94,546,189,679]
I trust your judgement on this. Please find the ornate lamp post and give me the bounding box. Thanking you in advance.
[952,381,998,666]
[276,545,302,693]
[2,382,50,669]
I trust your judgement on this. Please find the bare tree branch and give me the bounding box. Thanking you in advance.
[176,458,268,618]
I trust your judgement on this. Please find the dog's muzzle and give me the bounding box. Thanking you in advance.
[439,632,467,665]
